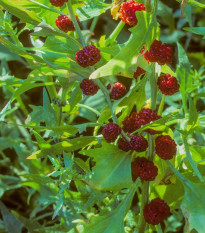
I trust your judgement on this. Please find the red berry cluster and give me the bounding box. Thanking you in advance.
[80,78,99,96]
[55,15,75,33]
[131,157,158,181]
[144,40,173,65]
[143,198,170,225]
[122,108,162,135]
[75,45,101,67]
[133,66,146,80]
[107,82,127,100]
[119,0,145,26]
[50,0,68,7]
[157,74,180,96]
[155,135,177,160]
[102,123,121,143]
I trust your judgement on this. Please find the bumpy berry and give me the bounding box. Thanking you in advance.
[130,135,148,152]
[131,157,158,181]
[50,0,68,7]
[118,137,131,152]
[102,123,121,143]
[157,74,180,95]
[107,82,127,100]
[119,0,145,26]
[80,78,99,96]
[143,198,170,225]
[155,135,177,160]
[75,45,101,67]
[137,108,162,135]
[144,40,173,65]
[55,15,75,32]
[122,112,141,133]
[133,67,146,80]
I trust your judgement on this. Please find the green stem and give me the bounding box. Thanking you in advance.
[105,20,125,46]
[150,64,157,110]
[166,160,189,184]
[77,103,101,116]
[45,76,58,100]
[145,0,152,12]
[90,17,98,33]
[158,94,165,115]
[58,107,62,126]
[182,136,203,182]
[67,1,86,47]
[138,181,149,233]
[166,119,181,126]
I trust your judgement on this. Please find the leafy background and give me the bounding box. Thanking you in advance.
[0,0,205,232]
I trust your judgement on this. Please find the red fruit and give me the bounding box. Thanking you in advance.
[50,0,68,7]
[143,198,170,225]
[80,78,99,96]
[55,15,75,32]
[122,112,141,133]
[157,74,180,95]
[144,40,173,65]
[155,135,177,160]
[130,135,148,152]
[131,157,158,181]
[108,82,127,100]
[137,108,162,135]
[75,45,101,67]
[102,123,121,143]
[119,0,145,26]
[118,137,131,152]
[133,66,146,79]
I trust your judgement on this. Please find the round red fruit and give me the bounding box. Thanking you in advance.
[118,137,131,152]
[102,123,121,143]
[108,82,127,100]
[50,0,68,7]
[157,74,180,95]
[80,79,99,96]
[130,134,148,152]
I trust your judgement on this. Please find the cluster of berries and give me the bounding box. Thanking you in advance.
[122,108,162,135]
[50,0,67,7]
[144,40,173,65]
[119,0,146,26]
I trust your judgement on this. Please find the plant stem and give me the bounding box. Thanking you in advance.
[145,0,152,12]
[138,181,149,233]
[105,20,125,46]
[77,103,101,116]
[58,107,62,126]
[182,135,203,182]
[150,64,157,110]
[158,94,165,115]
[90,17,98,33]
[67,1,86,47]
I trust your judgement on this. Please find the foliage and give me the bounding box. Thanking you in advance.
[0,0,205,232]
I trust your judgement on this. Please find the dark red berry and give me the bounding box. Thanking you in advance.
[108,82,127,100]
[143,198,170,225]
[157,74,180,95]
[144,40,173,65]
[118,137,131,152]
[80,78,99,96]
[133,66,146,80]
[155,135,177,160]
[56,15,75,32]
[130,134,148,152]
[122,112,141,133]
[50,0,68,7]
[75,45,101,67]
[131,157,158,181]
[119,0,145,26]
[137,108,162,135]
[102,123,121,142]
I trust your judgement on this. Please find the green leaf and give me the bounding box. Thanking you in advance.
[176,0,205,8]
[183,27,205,38]
[0,0,41,25]
[0,201,22,233]
[181,182,205,232]
[79,143,133,191]
[27,137,98,159]
[82,186,137,233]
[89,10,158,79]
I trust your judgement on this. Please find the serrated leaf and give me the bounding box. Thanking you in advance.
[82,186,137,233]
[79,142,132,191]
[90,10,158,79]
[27,137,98,159]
